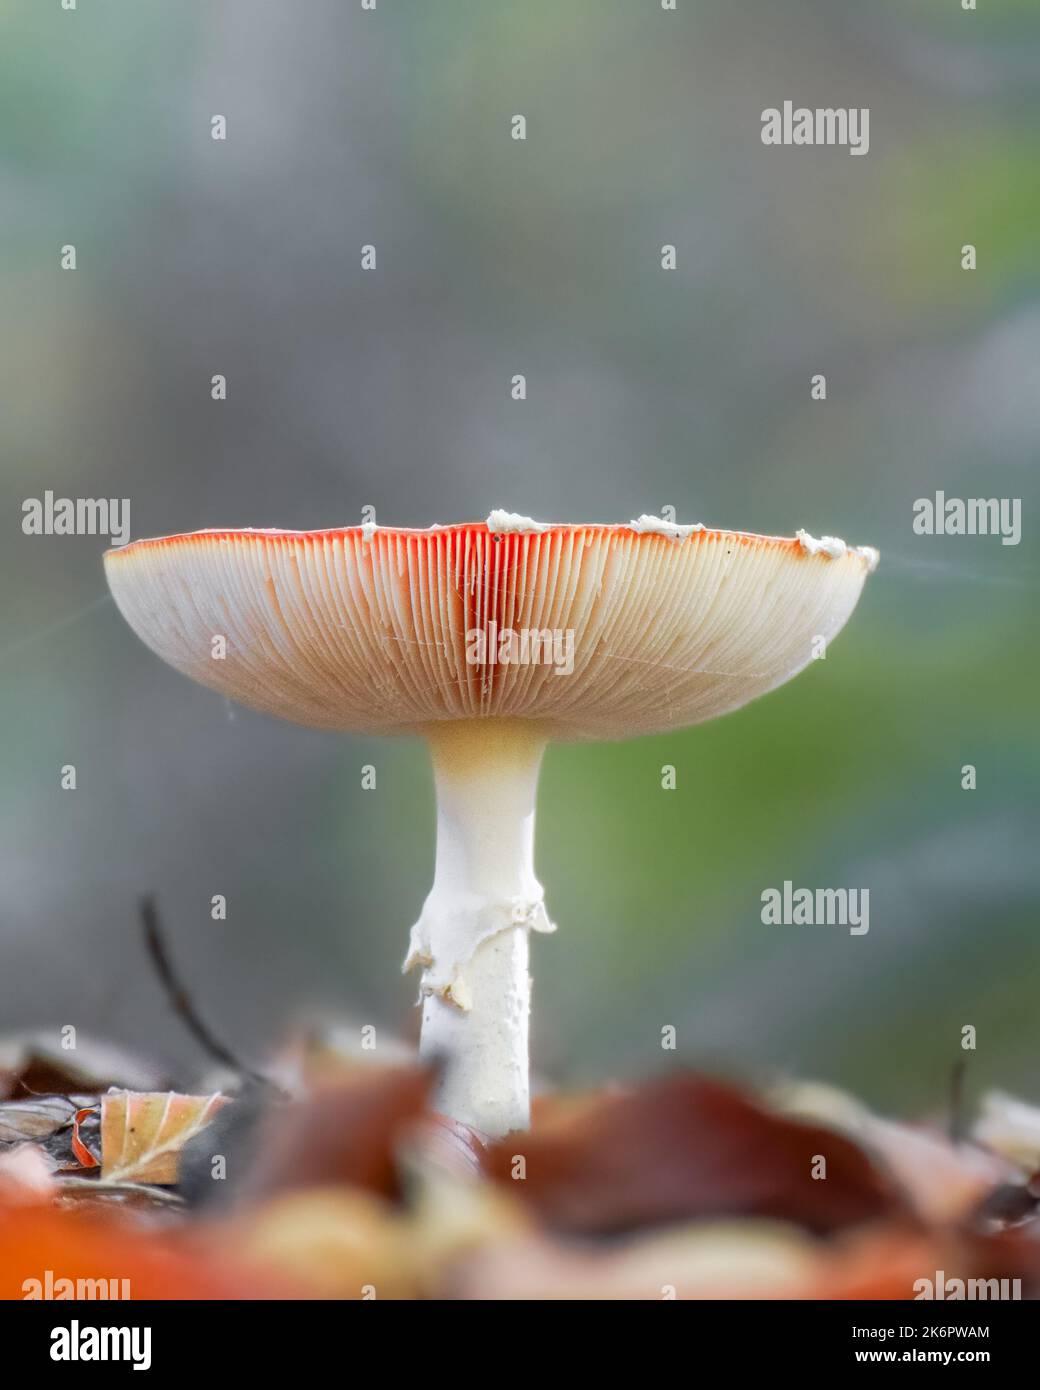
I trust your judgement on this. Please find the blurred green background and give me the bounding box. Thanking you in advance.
[2,0,1037,1115]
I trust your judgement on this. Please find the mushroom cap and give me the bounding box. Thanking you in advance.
[103,521,877,741]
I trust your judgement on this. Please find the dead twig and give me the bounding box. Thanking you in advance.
[139,895,274,1091]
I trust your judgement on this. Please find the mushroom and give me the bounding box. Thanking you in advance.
[104,513,878,1136]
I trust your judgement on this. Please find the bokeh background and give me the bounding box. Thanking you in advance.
[2,0,1037,1115]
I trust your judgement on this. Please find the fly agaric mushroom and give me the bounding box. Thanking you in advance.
[104,513,878,1136]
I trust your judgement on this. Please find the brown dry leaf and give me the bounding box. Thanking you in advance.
[0,1034,166,1099]
[776,1079,1019,1224]
[101,1091,230,1185]
[484,1072,903,1238]
[529,1085,623,1130]
[238,1063,433,1204]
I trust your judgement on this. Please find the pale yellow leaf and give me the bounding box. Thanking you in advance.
[101,1090,228,1185]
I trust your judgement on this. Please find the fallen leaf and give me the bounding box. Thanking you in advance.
[449,1221,832,1301]
[975,1091,1040,1172]
[272,1018,418,1093]
[484,1072,903,1238]
[777,1079,1018,1224]
[54,1176,186,1219]
[71,1107,100,1169]
[0,1096,82,1144]
[0,1200,289,1299]
[445,1220,1040,1302]
[101,1091,229,1185]
[0,1034,166,1099]
[237,1064,433,1205]
[231,1188,417,1299]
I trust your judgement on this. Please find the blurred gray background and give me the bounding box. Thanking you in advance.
[2,0,1037,1113]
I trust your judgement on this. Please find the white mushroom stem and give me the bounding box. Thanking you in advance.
[405,719,554,1136]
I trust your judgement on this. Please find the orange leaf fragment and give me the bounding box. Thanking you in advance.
[71,1107,100,1169]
